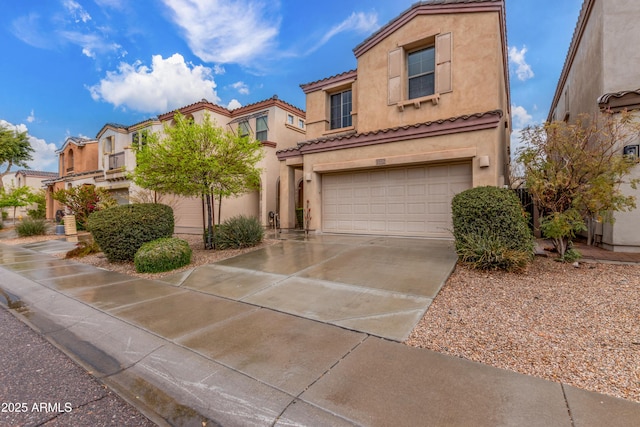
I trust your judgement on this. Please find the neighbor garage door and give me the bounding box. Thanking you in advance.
[322,163,472,237]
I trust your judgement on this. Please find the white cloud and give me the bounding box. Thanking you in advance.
[94,0,126,10]
[11,14,55,49]
[510,105,537,160]
[509,46,534,81]
[63,0,92,23]
[0,120,58,172]
[26,110,36,123]
[512,105,533,129]
[11,3,126,60]
[88,53,220,113]
[58,31,122,59]
[162,0,280,66]
[309,12,379,53]
[230,81,250,95]
[227,99,242,110]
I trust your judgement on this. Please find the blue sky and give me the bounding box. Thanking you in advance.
[0,0,583,172]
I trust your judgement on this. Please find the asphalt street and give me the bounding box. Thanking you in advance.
[0,305,157,427]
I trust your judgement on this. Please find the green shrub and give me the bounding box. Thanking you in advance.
[134,238,192,273]
[452,186,534,271]
[16,218,48,237]
[215,215,264,249]
[87,203,174,262]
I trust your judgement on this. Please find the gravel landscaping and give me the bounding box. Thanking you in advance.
[406,257,640,404]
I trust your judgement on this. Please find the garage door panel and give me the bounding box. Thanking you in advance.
[322,163,471,237]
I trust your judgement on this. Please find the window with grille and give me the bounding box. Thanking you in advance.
[330,90,352,129]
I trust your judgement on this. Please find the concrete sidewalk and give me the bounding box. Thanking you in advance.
[1,240,639,426]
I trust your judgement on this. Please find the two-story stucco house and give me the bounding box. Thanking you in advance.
[90,96,306,233]
[1,170,57,220]
[548,0,640,252]
[44,137,100,220]
[277,0,510,238]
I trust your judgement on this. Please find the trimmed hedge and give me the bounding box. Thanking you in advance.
[215,215,264,249]
[87,203,174,262]
[452,186,534,271]
[134,238,192,273]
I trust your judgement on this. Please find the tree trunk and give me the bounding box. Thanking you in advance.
[205,193,214,250]
[217,193,222,226]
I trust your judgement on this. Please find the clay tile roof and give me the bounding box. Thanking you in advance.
[277,110,503,159]
[597,89,640,105]
[300,70,357,93]
[15,170,58,178]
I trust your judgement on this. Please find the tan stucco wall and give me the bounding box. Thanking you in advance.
[602,0,640,93]
[356,12,508,133]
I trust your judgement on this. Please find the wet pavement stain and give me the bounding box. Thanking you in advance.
[0,287,25,310]
[132,377,220,427]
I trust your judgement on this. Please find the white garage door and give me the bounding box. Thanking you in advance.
[322,163,472,237]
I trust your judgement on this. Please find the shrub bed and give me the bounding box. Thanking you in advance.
[87,203,174,262]
[452,186,534,272]
[134,237,192,273]
[16,218,47,237]
[215,215,264,249]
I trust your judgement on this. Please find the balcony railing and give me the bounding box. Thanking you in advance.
[108,152,125,170]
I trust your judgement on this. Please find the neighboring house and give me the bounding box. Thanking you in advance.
[277,0,510,238]
[44,137,100,220]
[548,0,640,252]
[91,96,306,233]
[95,119,163,205]
[1,170,57,220]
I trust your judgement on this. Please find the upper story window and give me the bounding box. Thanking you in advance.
[131,130,149,149]
[256,116,268,141]
[330,90,352,129]
[104,136,114,154]
[238,120,250,138]
[408,46,435,99]
[287,114,294,125]
[298,119,305,129]
[388,32,452,108]
[67,149,74,171]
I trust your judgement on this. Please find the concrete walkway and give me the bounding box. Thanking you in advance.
[1,237,639,426]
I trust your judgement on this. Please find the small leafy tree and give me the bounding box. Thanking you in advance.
[518,111,640,259]
[0,126,34,192]
[53,185,117,229]
[0,125,34,227]
[27,189,46,219]
[0,185,34,223]
[132,112,263,249]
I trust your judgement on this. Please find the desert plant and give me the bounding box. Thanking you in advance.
[452,186,534,271]
[215,215,264,249]
[455,232,532,272]
[64,240,101,259]
[16,218,47,237]
[134,237,192,273]
[87,203,174,262]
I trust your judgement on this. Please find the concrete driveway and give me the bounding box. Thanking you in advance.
[160,234,458,341]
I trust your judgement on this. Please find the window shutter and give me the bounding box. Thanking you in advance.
[435,32,452,93]
[388,48,402,104]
